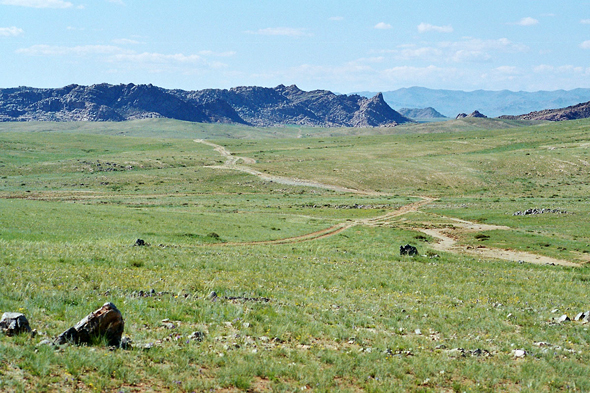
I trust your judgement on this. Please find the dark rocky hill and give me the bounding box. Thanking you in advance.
[498,100,590,121]
[0,83,412,127]
[398,107,447,119]
[456,110,487,119]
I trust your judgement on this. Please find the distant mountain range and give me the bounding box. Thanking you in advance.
[357,87,590,118]
[0,83,412,127]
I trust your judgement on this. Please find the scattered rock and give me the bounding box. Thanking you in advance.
[0,312,32,336]
[400,244,418,256]
[574,312,586,321]
[513,208,568,216]
[55,302,124,347]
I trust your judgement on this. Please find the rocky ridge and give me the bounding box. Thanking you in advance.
[499,100,590,121]
[0,83,412,127]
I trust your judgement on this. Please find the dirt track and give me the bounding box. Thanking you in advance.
[196,139,580,266]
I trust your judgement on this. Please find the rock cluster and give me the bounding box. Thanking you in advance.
[513,208,568,216]
[456,110,487,119]
[553,310,590,323]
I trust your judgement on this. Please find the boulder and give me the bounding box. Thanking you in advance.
[55,302,124,346]
[134,238,147,246]
[400,244,418,256]
[0,312,32,336]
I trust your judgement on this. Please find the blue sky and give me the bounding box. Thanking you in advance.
[1,0,589,92]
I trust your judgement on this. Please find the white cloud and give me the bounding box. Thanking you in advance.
[440,37,528,53]
[16,44,229,73]
[248,27,310,37]
[374,22,392,30]
[493,66,519,75]
[0,0,73,8]
[581,40,590,49]
[17,44,126,55]
[377,37,527,64]
[514,17,539,26]
[533,64,590,76]
[329,16,343,21]
[0,26,23,36]
[112,38,141,45]
[418,23,453,33]
[198,50,236,57]
[582,19,590,24]
[106,0,124,5]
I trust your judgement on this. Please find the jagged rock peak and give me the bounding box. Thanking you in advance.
[456,110,487,119]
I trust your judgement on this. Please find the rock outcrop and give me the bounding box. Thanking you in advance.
[456,110,487,119]
[0,83,412,127]
[499,100,590,121]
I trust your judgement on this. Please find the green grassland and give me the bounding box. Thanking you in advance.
[1,118,590,392]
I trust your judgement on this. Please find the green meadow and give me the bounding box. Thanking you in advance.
[1,118,590,392]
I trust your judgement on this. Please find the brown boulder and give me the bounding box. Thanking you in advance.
[55,302,124,346]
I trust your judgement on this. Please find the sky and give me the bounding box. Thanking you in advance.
[1,0,590,93]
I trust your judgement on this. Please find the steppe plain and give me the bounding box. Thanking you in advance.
[1,117,590,392]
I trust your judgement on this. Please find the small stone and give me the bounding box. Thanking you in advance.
[208,291,218,301]
[574,312,586,321]
[557,314,570,323]
[512,349,526,358]
[189,331,205,342]
[141,342,154,350]
[414,329,422,335]
[0,312,32,336]
[120,336,132,350]
[134,239,147,247]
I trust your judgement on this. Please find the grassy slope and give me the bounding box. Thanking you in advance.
[1,118,590,392]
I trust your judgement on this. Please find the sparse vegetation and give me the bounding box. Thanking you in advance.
[1,118,590,392]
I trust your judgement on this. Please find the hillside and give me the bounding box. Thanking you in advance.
[398,107,447,120]
[0,83,412,128]
[499,100,590,121]
[357,87,590,118]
